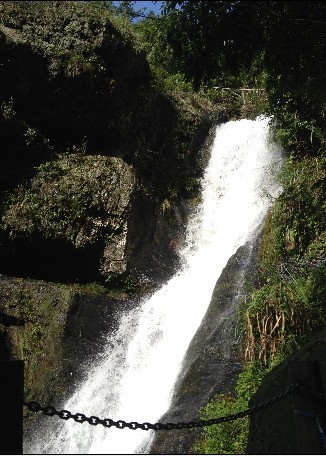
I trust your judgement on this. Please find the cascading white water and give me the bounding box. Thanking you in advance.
[25,117,282,455]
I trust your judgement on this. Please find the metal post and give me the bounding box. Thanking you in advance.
[0,360,24,455]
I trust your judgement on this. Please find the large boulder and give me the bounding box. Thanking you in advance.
[1,154,136,282]
[0,1,151,150]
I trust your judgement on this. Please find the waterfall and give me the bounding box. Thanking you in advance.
[25,117,282,455]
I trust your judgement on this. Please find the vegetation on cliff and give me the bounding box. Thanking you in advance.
[0,0,229,408]
[0,1,218,201]
[0,275,72,406]
[0,1,221,287]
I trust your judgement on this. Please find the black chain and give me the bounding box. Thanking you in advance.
[23,382,300,431]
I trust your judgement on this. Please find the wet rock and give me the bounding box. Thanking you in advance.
[0,274,133,407]
[149,227,263,454]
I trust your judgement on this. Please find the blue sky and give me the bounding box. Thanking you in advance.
[132,1,164,15]
[113,1,164,18]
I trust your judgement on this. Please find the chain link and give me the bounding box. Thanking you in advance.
[23,381,304,431]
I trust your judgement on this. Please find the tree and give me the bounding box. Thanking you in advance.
[114,1,146,21]
[160,1,326,153]
[162,1,264,88]
[87,1,146,22]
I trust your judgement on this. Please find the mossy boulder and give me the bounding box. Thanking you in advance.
[1,154,136,282]
[0,1,220,202]
[0,1,150,150]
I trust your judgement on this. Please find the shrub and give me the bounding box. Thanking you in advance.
[195,361,274,454]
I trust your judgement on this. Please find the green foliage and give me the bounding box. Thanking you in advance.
[1,97,16,120]
[152,68,193,94]
[89,1,147,21]
[162,1,264,89]
[195,361,273,454]
[244,151,325,364]
[105,272,140,293]
[244,264,326,363]
[260,154,325,263]
[158,1,325,155]
[263,2,326,155]
[22,124,52,157]
[135,11,177,73]
[161,2,326,98]
[2,153,134,247]
[195,397,249,454]
[87,1,116,13]
[114,1,146,21]
[267,92,326,156]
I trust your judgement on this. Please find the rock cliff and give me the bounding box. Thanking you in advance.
[0,1,218,285]
[0,0,221,441]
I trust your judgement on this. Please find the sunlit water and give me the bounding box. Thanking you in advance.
[25,117,282,454]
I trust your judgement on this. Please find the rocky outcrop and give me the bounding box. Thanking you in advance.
[0,1,151,153]
[1,154,136,282]
[0,150,194,284]
[0,1,218,199]
[0,2,219,285]
[0,274,133,409]
[125,193,189,284]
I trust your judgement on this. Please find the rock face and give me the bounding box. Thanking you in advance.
[0,1,218,200]
[0,150,192,284]
[149,228,263,454]
[0,1,151,153]
[1,154,136,282]
[0,274,133,408]
[0,3,224,444]
[125,193,189,283]
[0,2,218,285]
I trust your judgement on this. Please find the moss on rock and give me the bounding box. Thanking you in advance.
[1,154,136,280]
[0,274,72,405]
[0,274,133,415]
